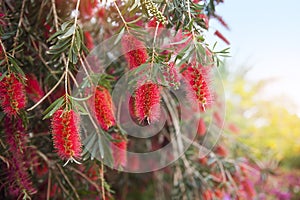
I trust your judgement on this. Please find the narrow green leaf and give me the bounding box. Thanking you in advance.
[47,30,64,42]
[42,96,64,118]
[58,24,75,40]
[70,95,92,102]
[0,71,8,82]
[114,27,125,45]
[8,56,25,77]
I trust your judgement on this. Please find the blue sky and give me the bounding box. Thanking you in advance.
[209,0,300,114]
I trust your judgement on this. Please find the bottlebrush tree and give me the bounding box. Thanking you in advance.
[0,0,265,199]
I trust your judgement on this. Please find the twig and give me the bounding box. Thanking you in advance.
[46,170,51,200]
[51,0,59,31]
[57,164,80,200]
[64,0,81,97]
[12,0,26,57]
[27,72,65,111]
[67,70,101,135]
[113,1,130,32]
[52,169,70,196]
[30,36,59,80]
[67,166,101,193]
[100,163,105,200]
[0,39,9,67]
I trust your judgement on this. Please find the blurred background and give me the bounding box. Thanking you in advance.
[209,0,300,198]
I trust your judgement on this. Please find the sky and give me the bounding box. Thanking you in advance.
[209,0,300,115]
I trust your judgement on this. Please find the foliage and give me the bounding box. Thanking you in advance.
[0,0,275,200]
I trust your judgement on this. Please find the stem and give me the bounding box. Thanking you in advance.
[51,0,59,31]
[30,37,59,80]
[68,166,101,193]
[100,163,105,200]
[68,70,101,135]
[46,170,51,200]
[27,72,65,111]
[113,1,130,32]
[0,39,10,68]
[56,164,80,200]
[12,0,26,57]
[64,0,81,98]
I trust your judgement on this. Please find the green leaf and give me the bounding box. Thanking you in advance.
[48,38,72,55]
[82,133,97,155]
[42,97,64,119]
[47,30,64,43]
[69,48,78,64]
[58,24,75,40]
[75,29,82,52]
[169,36,191,45]
[0,71,8,82]
[61,21,73,31]
[8,56,25,77]
[70,95,92,102]
[114,27,125,45]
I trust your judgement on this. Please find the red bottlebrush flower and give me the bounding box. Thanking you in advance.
[51,109,82,164]
[214,30,230,45]
[121,34,148,69]
[134,82,161,123]
[0,73,26,117]
[4,117,27,154]
[162,62,180,89]
[89,86,116,131]
[111,133,127,168]
[214,189,224,198]
[199,156,207,165]
[214,145,228,157]
[241,179,256,198]
[8,156,37,197]
[25,74,44,103]
[97,7,105,18]
[4,117,36,197]
[84,31,94,50]
[213,14,230,30]
[202,189,213,200]
[228,123,240,134]
[183,66,213,111]
[197,118,207,136]
[79,0,98,19]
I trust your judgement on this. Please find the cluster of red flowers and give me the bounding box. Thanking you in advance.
[134,82,161,124]
[0,73,26,117]
[51,109,82,163]
[88,86,116,131]
[4,117,36,197]
[183,64,213,112]
[121,34,149,69]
